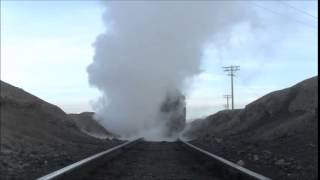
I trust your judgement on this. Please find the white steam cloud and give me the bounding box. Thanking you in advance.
[87,1,257,139]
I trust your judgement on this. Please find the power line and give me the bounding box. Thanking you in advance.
[223,65,240,110]
[250,2,318,30]
[223,94,232,110]
[278,0,318,20]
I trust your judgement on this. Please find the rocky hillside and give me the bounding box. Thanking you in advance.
[186,76,318,180]
[69,112,113,139]
[0,81,121,180]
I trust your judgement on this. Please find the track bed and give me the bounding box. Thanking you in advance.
[83,141,221,180]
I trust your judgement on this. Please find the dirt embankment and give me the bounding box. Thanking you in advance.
[0,81,122,180]
[185,76,318,180]
[69,112,114,139]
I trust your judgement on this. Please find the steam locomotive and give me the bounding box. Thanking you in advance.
[160,90,186,137]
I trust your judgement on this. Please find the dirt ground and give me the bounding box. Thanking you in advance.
[0,80,123,180]
[191,127,317,180]
[0,135,122,180]
[185,76,318,180]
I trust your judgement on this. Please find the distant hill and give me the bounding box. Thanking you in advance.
[0,80,121,180]
[186,76,318,180]
[69,112,113,139]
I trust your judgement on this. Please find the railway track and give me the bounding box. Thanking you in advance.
[37,139,271,180]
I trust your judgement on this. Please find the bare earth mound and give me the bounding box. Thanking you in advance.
[69,112,114,139]
[186,76,318,180]
[0,81,122,180]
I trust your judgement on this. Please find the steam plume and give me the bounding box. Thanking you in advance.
[87,1,256,139]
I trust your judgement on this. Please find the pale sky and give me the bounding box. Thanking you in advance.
[1,1,318,120]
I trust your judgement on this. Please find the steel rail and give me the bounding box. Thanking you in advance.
[37,138,142,180]
[179,139,272,180]
[37,138,271,180]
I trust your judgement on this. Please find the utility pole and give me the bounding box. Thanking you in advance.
[223,65,240,110]
[223,94,232,109]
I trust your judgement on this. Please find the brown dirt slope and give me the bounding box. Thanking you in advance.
[0,81,122,180]
[188,76,318,180]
